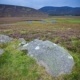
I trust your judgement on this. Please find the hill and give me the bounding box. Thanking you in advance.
[39,6,80,16]
[0,4,48,17]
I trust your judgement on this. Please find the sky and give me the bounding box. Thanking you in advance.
[0,0,80,9]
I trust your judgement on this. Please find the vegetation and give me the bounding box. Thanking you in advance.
[0,4,48,17]
[0,40,53,80]
[0,16,80,80]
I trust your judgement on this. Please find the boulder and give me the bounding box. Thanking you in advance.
[21,39,74,77]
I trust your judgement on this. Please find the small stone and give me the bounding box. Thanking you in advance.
[0,35,12,44]
[19,43,29,50]
[19,38,26,45]
[0,49,4,55]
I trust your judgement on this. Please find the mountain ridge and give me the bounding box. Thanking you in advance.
[39,6,80,16]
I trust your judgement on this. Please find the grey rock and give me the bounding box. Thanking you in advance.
[19,38,26,45]
[0,49,4,55]
[18,38,27,50]
[22,39,74,77]
[20,43,29,50]
[0,35,12,44]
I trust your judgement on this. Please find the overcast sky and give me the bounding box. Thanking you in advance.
[0,0,80,9]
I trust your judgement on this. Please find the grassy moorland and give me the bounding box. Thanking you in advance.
[0,16,80,80]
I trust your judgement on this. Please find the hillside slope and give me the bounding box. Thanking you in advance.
[39,6,80,16]
[0,4,48,17]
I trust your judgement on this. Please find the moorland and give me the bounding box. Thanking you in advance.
[0,16,80,80]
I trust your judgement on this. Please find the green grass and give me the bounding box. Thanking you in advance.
[0,17,80,80]
[50,36,80,80]
[61,38,80,80]
[63,52,80,80]
[0,38,80,80]
[54,18,80,23]
[0,40,53,80]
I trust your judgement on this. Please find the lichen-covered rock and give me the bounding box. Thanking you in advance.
[0,35,12,44]
[21,39,74,77]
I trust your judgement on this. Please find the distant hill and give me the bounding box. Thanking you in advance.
[0,4,48,17]
[39,6,80,16]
